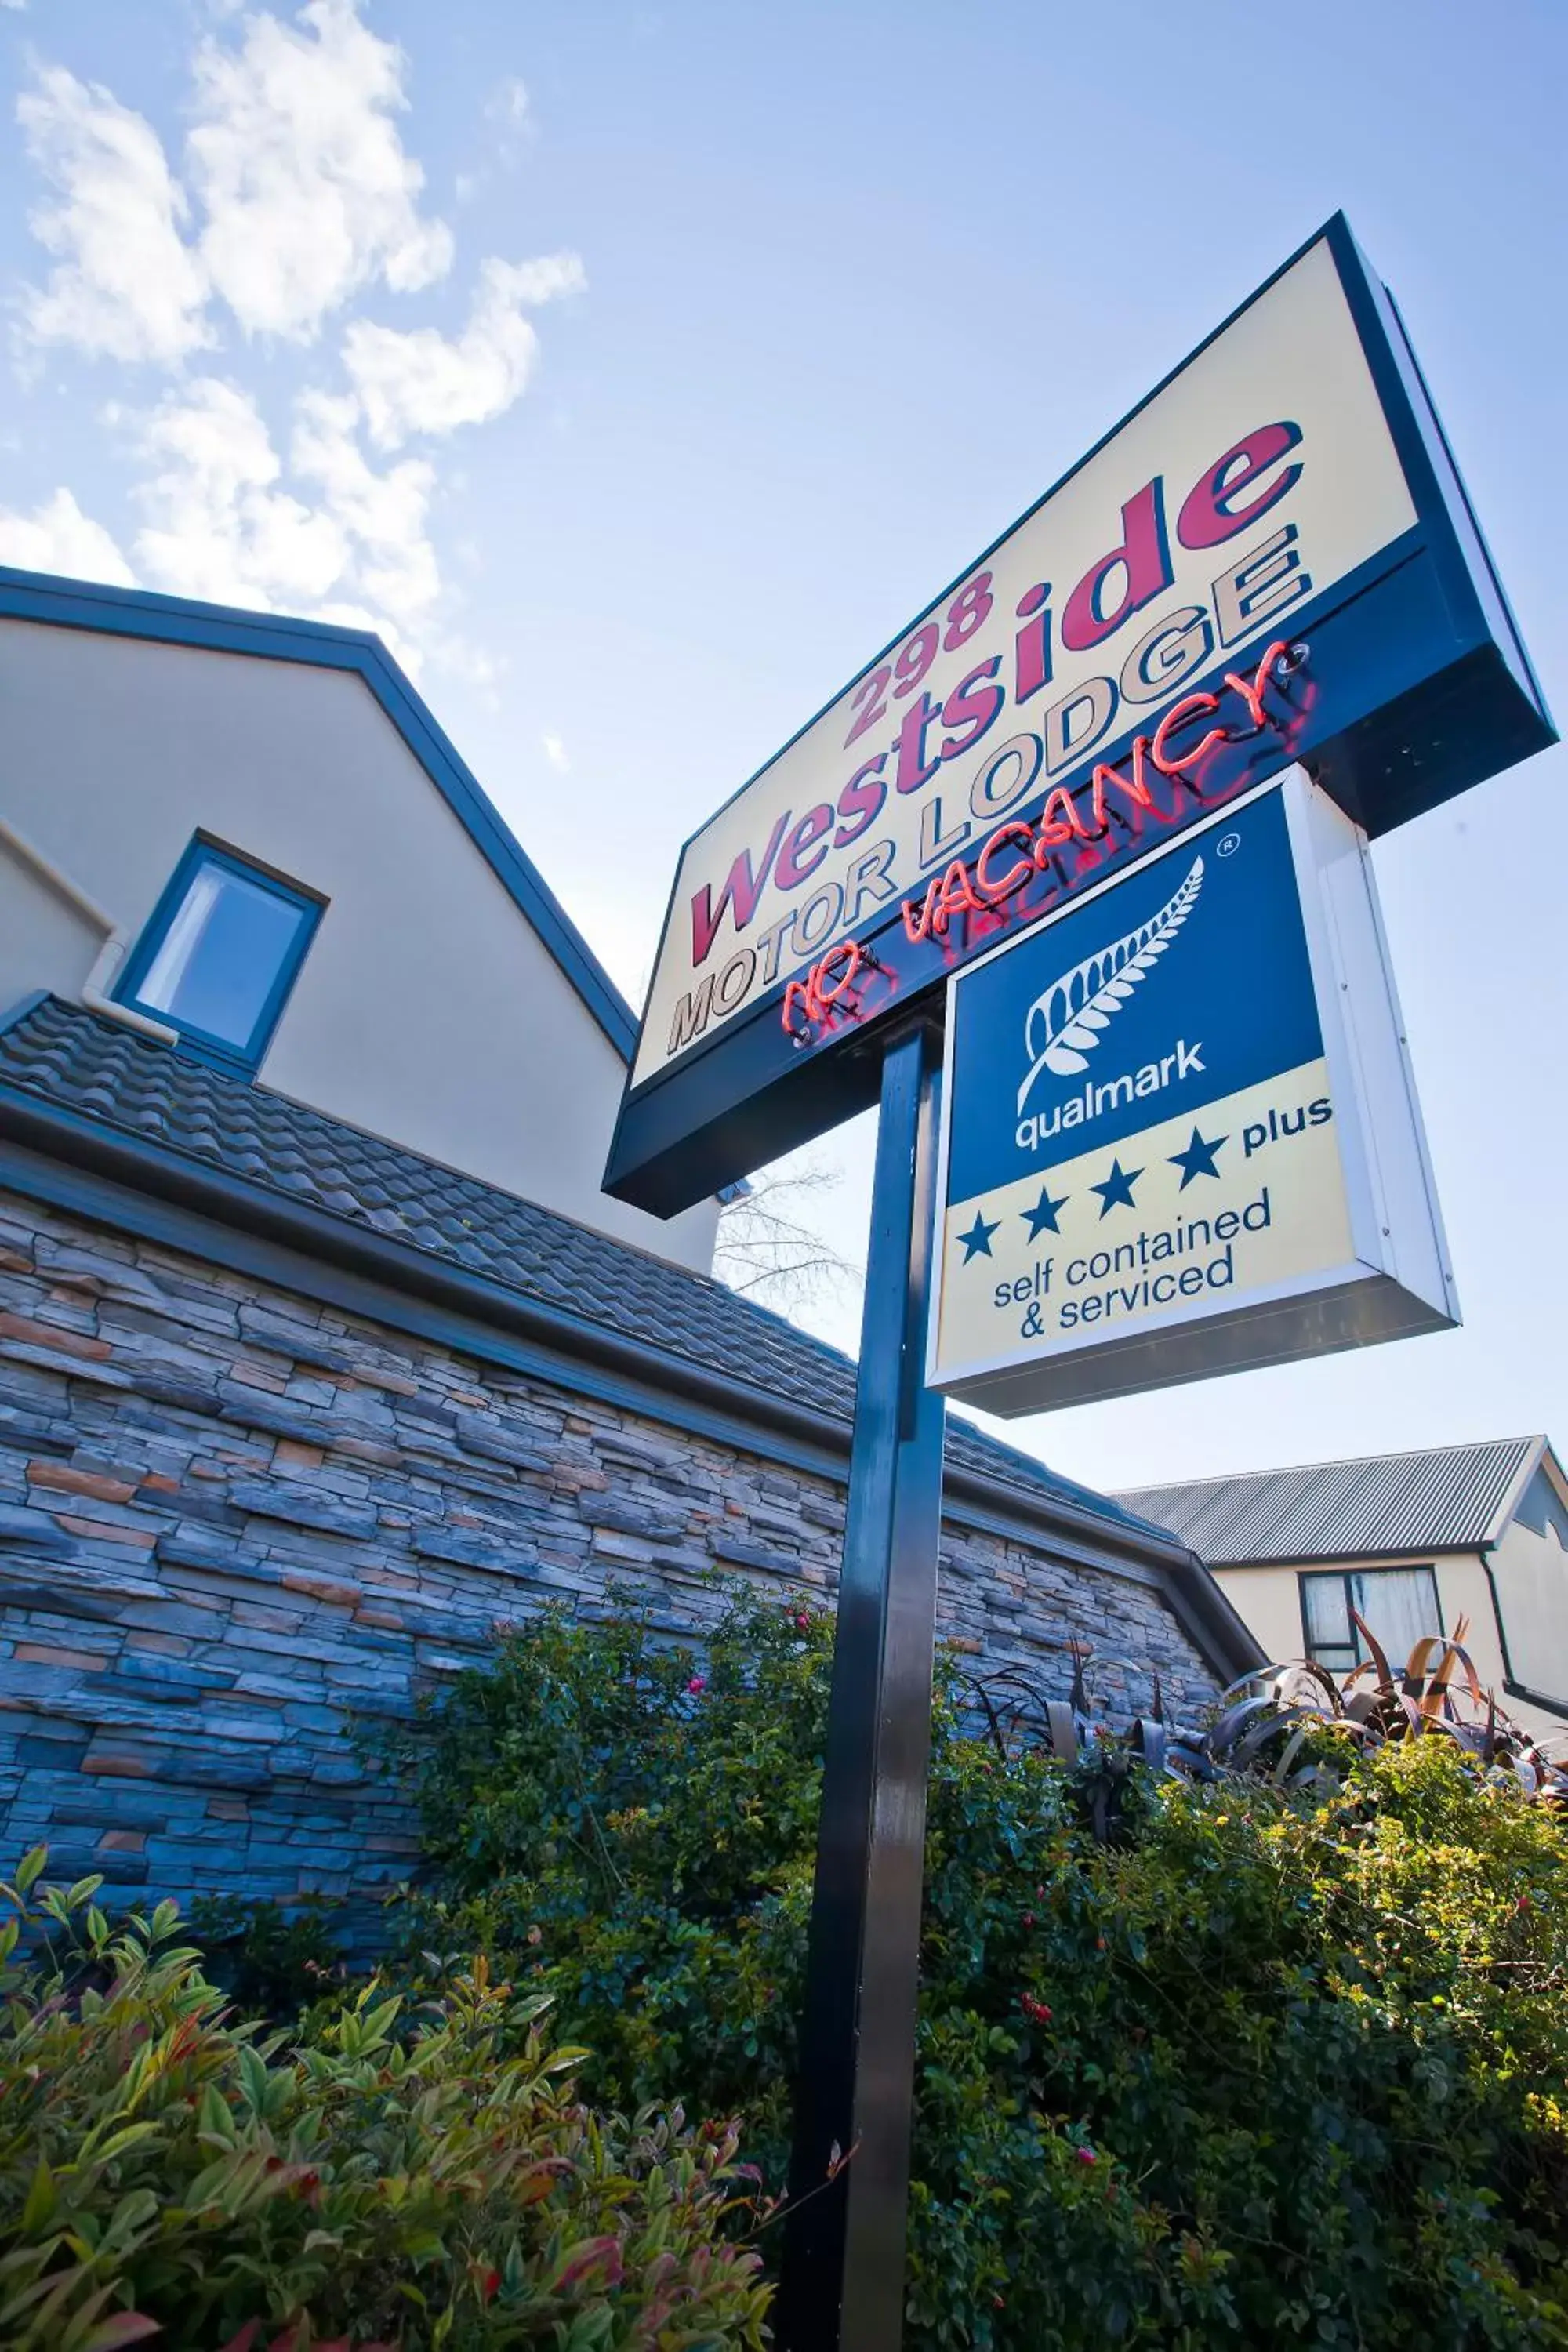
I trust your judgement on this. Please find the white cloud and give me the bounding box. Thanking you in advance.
[134,376,349,608]
[291,387,438,634]
[118,378,445,673]
[541,730,569,773]
[341,252,584,448]
[6,6,580,688]
[188,0,453,343]
[17,66,211,364]
[0,488,135,583]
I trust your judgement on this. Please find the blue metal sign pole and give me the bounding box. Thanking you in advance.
[775,1014,947,2352]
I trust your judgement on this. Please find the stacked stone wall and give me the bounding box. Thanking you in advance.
[0,1185,1217,1917]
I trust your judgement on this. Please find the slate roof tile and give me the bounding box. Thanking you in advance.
[0,996,1148,1539]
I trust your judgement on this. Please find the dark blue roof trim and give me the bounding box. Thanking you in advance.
[0,565,638,1062]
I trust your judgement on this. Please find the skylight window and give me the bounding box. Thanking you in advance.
[117,838,324,1071]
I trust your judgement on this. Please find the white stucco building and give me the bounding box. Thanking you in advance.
[1120,1436,1568,1743]
[0,568,720,1274]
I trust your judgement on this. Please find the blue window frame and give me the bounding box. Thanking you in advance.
[116,837,325,1073]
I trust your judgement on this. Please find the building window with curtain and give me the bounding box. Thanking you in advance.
[116,837,325,1073]
[1300,1565,1443,1674]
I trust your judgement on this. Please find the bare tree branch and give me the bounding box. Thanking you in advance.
[713,1155,860,1310]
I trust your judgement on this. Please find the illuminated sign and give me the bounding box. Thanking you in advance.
[928,770,1457,1411]
[773,633,1308,1047]
[606,215,1552,1218]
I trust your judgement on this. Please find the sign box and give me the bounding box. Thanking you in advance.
[605,216,1552,1219]
[927,768,1457,1413]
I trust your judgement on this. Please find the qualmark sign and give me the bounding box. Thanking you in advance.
[928,771,1458,1412]
[605,214,1551,1218]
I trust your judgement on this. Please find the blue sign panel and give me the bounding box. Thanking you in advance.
[930,772,1456,1412]
[946,789,1322,1207]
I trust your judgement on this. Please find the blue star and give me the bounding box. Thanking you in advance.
[1090,1157,1142,1217]
[957,1209,1001,1262]
[1021,1185,1069,1240]
[1167,1126,1227,1189]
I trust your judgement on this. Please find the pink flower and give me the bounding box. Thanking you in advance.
[687,1675,707,1695]
[1076,2146,1097,2165]
[794,1613,811,1631]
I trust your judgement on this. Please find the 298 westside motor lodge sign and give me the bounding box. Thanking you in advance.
[604,216,1549,1217]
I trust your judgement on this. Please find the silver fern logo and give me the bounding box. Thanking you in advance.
[1017,856,1204,1116]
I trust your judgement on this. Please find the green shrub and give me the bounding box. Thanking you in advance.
[0,1853,772,2350]
[389,1591,1568,2350]
[187,1889,347,2024]
[383,1590,837,2174]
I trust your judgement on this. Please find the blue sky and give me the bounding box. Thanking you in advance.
[0,0,1564,1495]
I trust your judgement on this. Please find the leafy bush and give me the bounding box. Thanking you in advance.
[187,1889,347,2024]
[0,1854,772,2351]
[384,1592,834,2175]
[387,1591,1568,2350]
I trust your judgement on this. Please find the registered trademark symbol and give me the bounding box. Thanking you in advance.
[1216,832,1241,858]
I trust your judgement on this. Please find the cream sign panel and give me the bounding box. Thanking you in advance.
[928,773,1457,1415]
[634,238,1417,1088]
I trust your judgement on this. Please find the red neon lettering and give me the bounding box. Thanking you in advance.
[1150,691,1225,777]
[691,810,790,965]
[902,877,945,944]
[901,860,988,941]
[780,937,867,1037]
[813,938,862,1005]
[781,975,815,1036]
[1221,637,1292,732]
[974,820,1035,900]
[1090,739,1156,829]
[931,858,985,932]
[784,640,1307,1040]
[1035,785,1094,853]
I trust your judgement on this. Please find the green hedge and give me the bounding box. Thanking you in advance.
[384,1593,1568,2350]
[0,1860,771,2350]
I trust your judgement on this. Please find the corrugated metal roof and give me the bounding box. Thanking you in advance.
[1116,1436,1545,1563]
